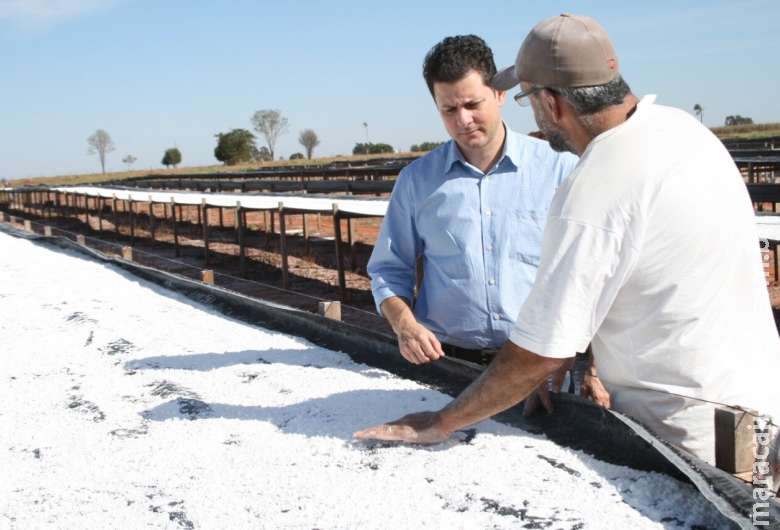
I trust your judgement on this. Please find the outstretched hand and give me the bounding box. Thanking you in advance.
[353,411,452,444]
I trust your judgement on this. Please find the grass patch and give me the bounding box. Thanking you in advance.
[11,152,423,187]
[710,122,780,141]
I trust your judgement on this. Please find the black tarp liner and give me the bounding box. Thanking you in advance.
[2,223,778,529]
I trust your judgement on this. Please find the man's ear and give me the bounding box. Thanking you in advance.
[540,89,563,123]
[495,89,507,106]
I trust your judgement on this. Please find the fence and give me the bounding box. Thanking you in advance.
[0,186,387,302]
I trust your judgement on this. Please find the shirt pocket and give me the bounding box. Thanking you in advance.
[507,210,546,268]
[427,229,471,280]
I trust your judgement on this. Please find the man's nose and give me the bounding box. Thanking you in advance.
[455,108,473,128]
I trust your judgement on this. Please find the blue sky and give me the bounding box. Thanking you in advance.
[1,0,778,180]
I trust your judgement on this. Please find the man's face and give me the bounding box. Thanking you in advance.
[433,70,505,154]
[525,83,576,154]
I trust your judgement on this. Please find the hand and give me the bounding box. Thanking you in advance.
[354,411,452,444]
[395,316,445,365]
[522,357,575,416]
[581,371,611,408]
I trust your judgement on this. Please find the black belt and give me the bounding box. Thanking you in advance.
[441,343,497,365]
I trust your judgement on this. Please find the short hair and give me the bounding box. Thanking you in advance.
[423,35,497,97]
[555,75,632,115]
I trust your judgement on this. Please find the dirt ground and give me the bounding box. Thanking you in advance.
[1,201,394,339]
[3,197,779,337]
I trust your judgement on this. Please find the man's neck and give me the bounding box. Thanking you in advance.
[459,123,506,174]
[572,94,639,155]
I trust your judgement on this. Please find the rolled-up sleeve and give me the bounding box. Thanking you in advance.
[367,170,421,314]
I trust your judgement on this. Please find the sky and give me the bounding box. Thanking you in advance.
[1,0,778,180]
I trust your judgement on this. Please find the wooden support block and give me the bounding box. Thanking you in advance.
[122,246,133,261]
[318,301,342,321]
[24,219,32,232]
[76,235,86,246]
[715,407,757,474]
[44,226,52,237]
[0,211,5,222]
[201,269,215,285]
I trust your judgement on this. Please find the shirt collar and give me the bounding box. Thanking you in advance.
[444,138,466,173]
[445,122,520,174]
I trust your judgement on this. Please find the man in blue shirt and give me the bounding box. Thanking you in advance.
[368,35,578,365]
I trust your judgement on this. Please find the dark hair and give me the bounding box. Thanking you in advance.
[423,35,497,96]
[555,75,632,115]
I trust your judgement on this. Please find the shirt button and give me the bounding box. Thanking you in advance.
[493,313,501,320]
[486,245,493,251]
[485,209,492,216]
[489,279,496,285]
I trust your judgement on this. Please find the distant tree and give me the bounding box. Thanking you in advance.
[725,115,754,126]
[121,155,137,169]
[693,103,703,123]
[214,129,257,165]
[353,142,394,155]
[251,109,289,160]
[251,145,273,162]
[87,129,115,174]
[410,141,445,152]
[289,152,305,160]
[298,129,320,159]
[161,148,182,168]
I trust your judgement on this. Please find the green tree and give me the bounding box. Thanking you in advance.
[121,155,137,169]
[87,129,115,174]
[251,109,289,160]
[298,129,320,159]
[724,115,754,126]
[289,152,305,160]
[214,129,257,165]
[353,142,394,155]
[411,141,445,152]
[161,148,182,168]
[693,104,703,123]
[252,146,273,162]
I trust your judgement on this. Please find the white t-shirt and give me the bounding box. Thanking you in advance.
[509,95,780,463]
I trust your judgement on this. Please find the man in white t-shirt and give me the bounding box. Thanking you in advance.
[355,14,780,488]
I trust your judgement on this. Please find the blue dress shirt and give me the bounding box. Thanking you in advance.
[368,125,579,349]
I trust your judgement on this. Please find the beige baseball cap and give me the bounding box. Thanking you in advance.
[492,13,619,90]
